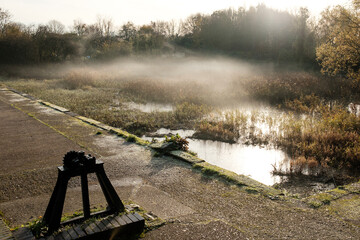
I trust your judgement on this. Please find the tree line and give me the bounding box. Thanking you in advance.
[0,1,359,80]
[0,4,313,65]
[176,6,316,66]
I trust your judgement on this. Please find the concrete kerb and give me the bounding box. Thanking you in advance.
[3,87,282,198]
[39,101,70,113]
[169,150,204,164]
[193,162,282,197]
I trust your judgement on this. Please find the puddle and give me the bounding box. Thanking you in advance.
[187,139,288,185]
[124,102,173,112]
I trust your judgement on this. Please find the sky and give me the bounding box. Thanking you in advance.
[0,0,351,29]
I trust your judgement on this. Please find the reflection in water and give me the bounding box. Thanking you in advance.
[188,139,288,186]
[144,127,289,186]
[125,102,173,112]
[214,104,286,138]
[348,103,360,117]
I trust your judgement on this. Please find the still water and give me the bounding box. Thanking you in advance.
[144,129,288,186]
[187,139,288,185]
[131,102,290,186]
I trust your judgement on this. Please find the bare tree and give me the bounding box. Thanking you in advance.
[152,21,167,36]
[119,21,137,41]
[152,20,180,39]
[96,16,114,36]
[73,19,87,36]
[47,20,65,34]
[166,20,180,38]
[0,7,11,35]
[180,14,204,36]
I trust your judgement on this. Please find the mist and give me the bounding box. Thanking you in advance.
[2,56,284,106]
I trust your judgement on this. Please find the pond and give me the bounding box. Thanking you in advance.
[187,139,288,186]
[139,103,292,186]
[143,128,289,186]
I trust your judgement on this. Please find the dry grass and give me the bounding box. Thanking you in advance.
[2,68,360,177]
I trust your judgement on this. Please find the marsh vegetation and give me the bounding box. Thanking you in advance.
[1,2,360,186]
[2,57,360,185]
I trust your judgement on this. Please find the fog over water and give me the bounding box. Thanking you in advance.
[12,56,291,185]
[12,56,279,107]
[87,56,270,85]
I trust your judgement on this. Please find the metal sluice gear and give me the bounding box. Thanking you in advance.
[63,150,96,169]
[44,151,125,234]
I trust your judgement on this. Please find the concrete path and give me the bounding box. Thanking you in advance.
[0,88,359,239]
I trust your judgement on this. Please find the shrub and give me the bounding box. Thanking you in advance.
[28,217,47,238]
[165,134,189,151]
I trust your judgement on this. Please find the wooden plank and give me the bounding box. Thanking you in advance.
[89,222,101,233]
[66,228,78,239]
[53,233,65,240]
[60,230,72,240]
[120,215,132,224]
[127,214,138,223]
[95,221,107,232]
[83,224,94,235]
[133,213,145,221]
[101,218,113,230]
[12,227,33,240]
[109,217,121,228]
[73,226,87,238]
[45,235,56,240]
[114,216,126,226]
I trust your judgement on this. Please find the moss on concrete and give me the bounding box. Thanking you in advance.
[326,195,360,225]
[76,116,103,127]
[307,199,323,209]
[193,162,281,197]
[328,188,348,198]
[244,187,260,194]
[304,181,360,208]
[39,101,69,112]
[306,193,336,208]
[343,180,360,194]
[169,150,204,164]
[109,128,149,146]
[314,193,333,204]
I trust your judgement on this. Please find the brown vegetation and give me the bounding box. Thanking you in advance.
[2,62,360,179]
